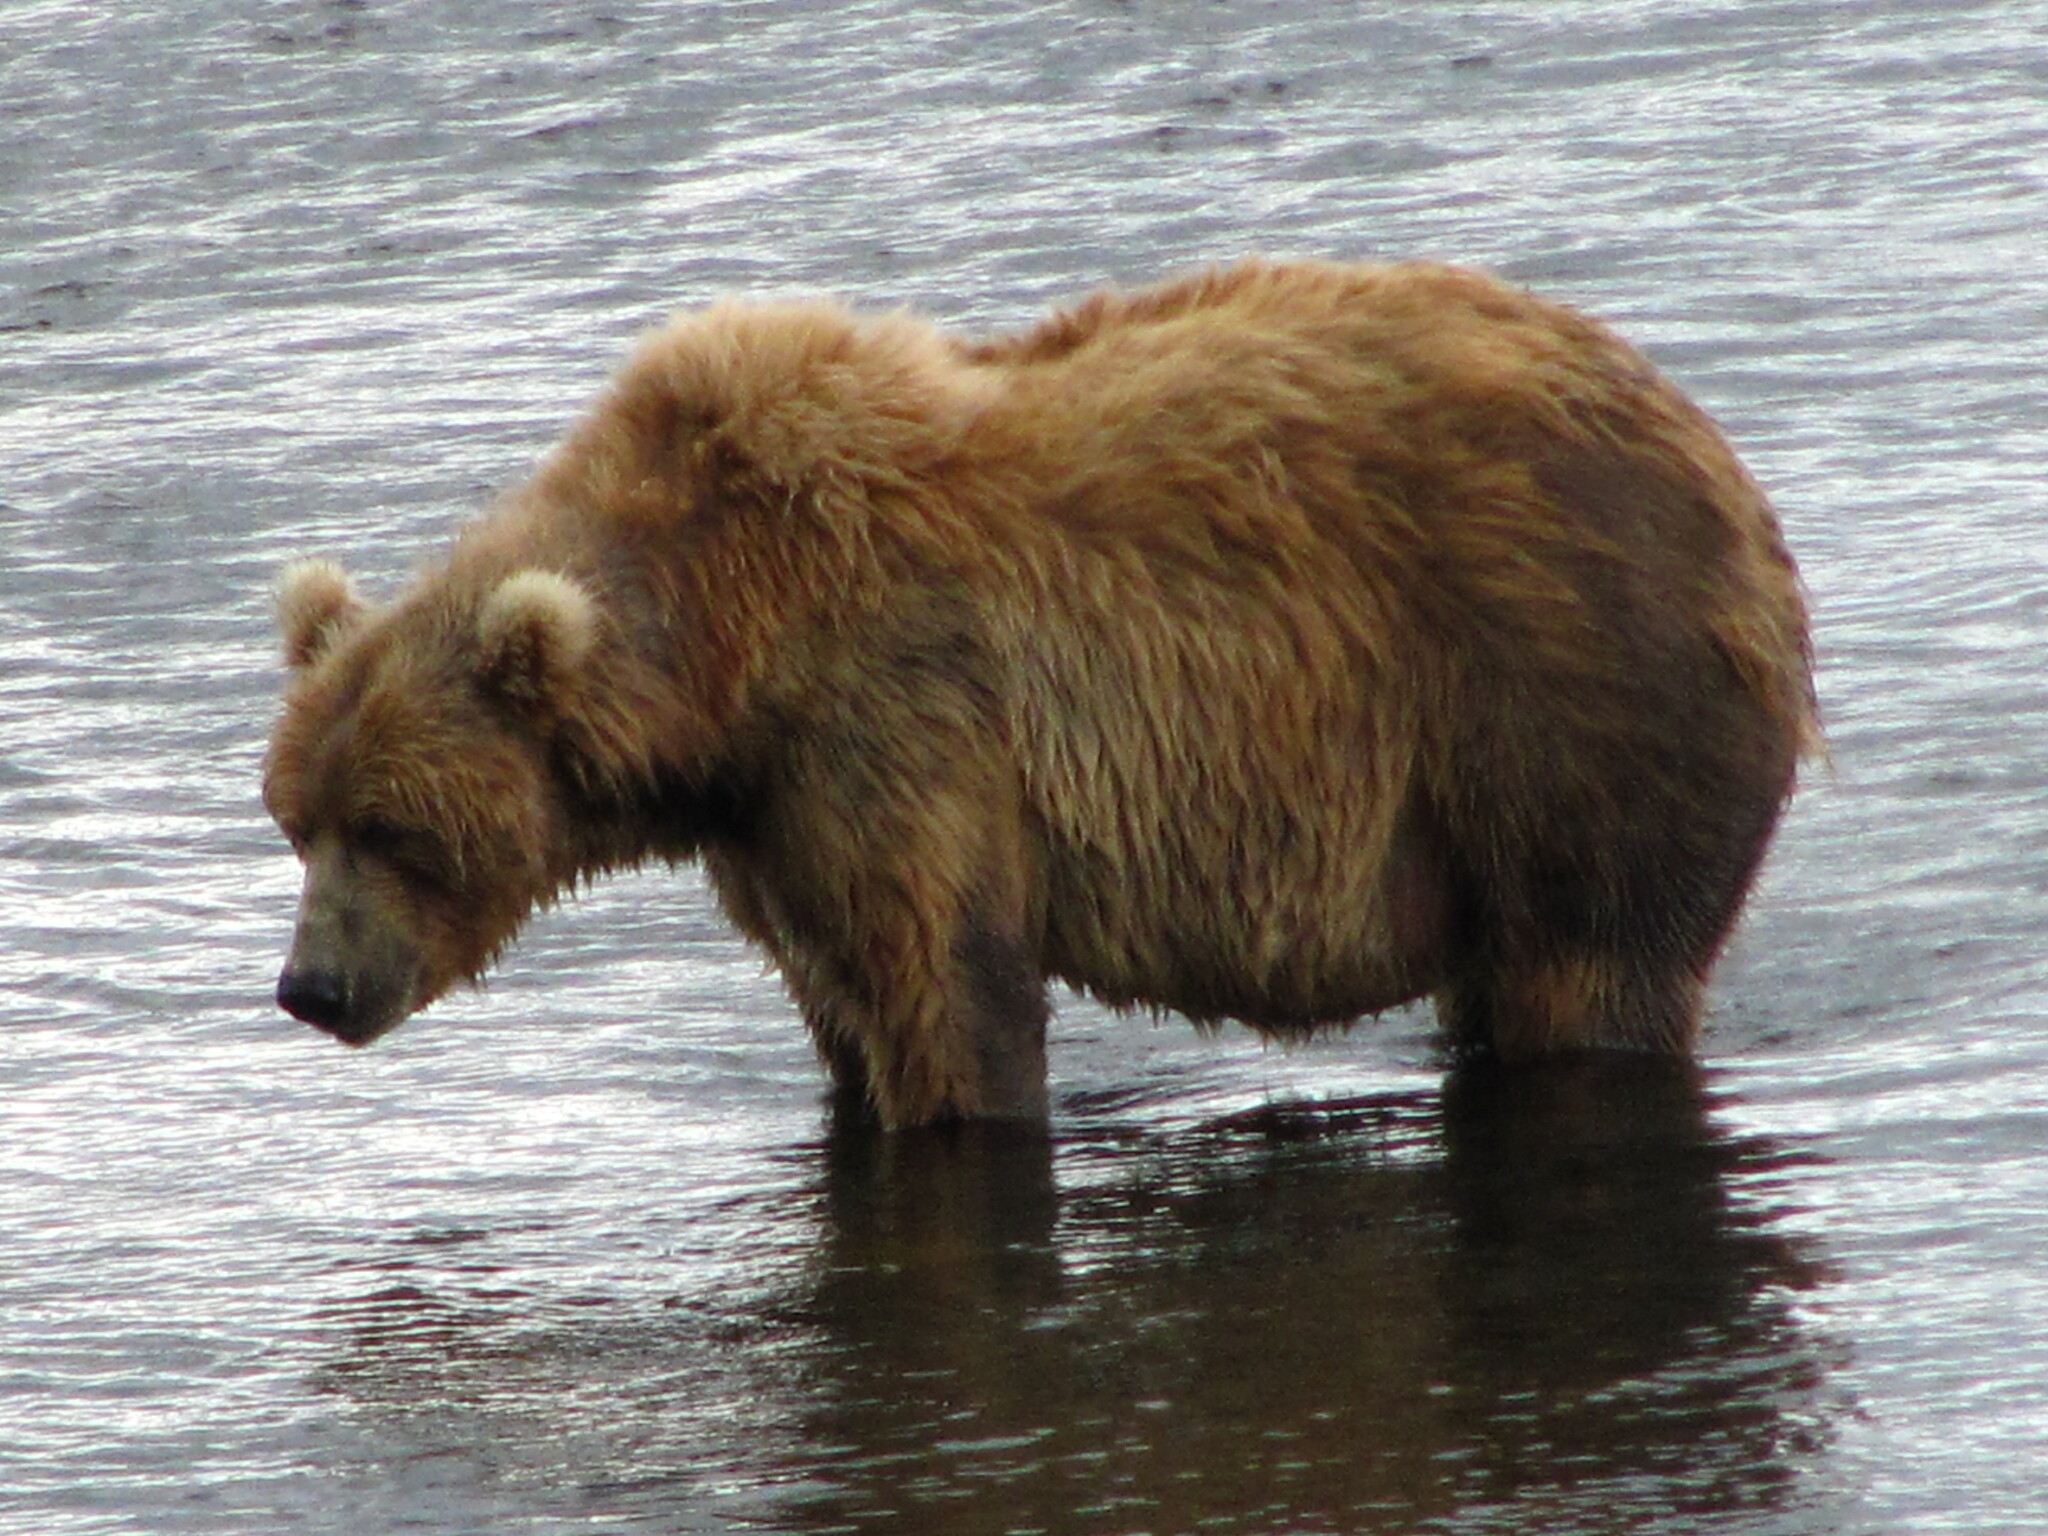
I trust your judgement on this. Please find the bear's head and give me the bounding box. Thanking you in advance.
[262,557,600,1045]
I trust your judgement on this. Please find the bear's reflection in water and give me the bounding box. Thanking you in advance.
[790,1058,1831,1533]
[315,1058,1833,1533]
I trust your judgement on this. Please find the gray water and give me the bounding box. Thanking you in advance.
[4,2,2046,1531]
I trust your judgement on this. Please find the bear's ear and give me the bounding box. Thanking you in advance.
[276,558,366,669]
[475,569,599,710]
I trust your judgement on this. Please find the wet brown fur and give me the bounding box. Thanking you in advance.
[263,259,1815,1127]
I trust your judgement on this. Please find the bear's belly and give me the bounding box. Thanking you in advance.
[1036,800,1453,1033]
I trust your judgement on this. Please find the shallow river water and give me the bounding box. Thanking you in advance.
[4,3,2047,1532]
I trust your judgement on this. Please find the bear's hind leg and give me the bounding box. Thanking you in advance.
[1438,952,1704,1063]
[1434,708,1794,1065]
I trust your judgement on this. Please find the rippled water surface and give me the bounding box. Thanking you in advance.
[5,3,2047,1532]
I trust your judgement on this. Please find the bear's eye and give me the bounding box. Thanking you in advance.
[350,816,444,876]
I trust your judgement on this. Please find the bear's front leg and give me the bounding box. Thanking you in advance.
[947,906,1052,1121]
[774,884,1049,1128]
[706,780,1049,1129]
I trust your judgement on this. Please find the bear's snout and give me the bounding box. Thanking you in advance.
[273,837,428,1046]
[277,967,371,1044]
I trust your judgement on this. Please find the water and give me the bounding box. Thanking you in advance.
[4,1,2046,1530]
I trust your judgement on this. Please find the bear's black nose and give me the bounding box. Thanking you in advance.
[276,968,350,1033]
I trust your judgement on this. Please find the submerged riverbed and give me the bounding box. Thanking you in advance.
[4,3,2047,1531]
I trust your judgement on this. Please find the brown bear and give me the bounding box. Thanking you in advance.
[263,259,1815,1128]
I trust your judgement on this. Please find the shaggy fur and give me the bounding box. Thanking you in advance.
[264,259,1815,1127]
